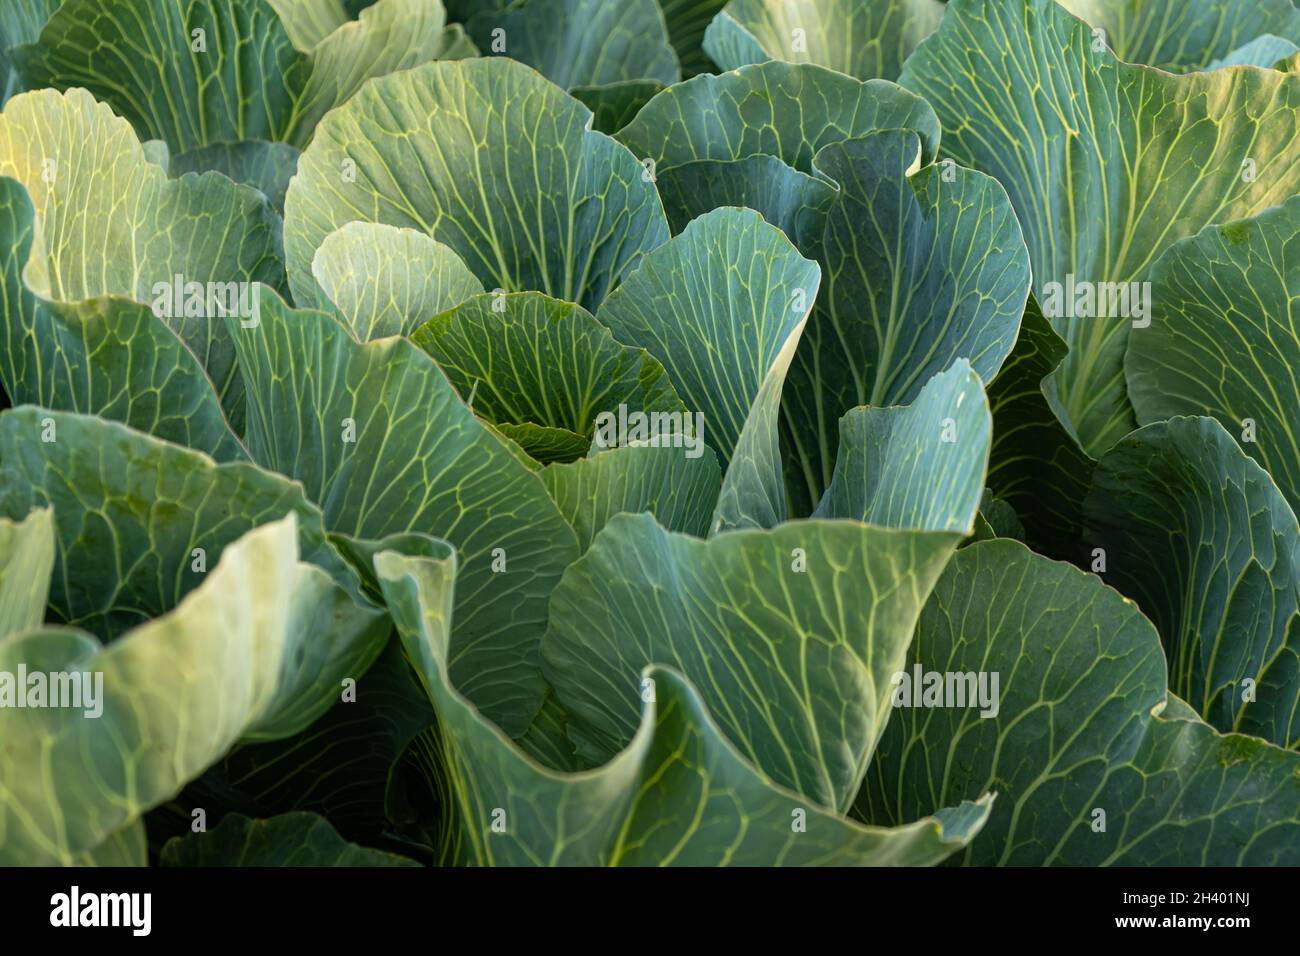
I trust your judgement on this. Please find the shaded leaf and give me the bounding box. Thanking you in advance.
[161,812,418,866]
[862,538,1300,865]
[657,0,730,76]
[985,297,1092,561]
[189,637,439,848]
[412,291,683,459]
[969,490,1024,544]
[1083,416,1300,749]
[654,154,836,241]
[0,0,57,104]
[169,140,301,213]
[541,443,721,551]
[465,0,679,88]
[571,81,667,136]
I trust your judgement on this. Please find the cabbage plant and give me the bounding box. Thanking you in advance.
[2,0,1300,868]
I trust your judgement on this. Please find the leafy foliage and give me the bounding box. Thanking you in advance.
[4,0,1300,869]
[902,0,1300,456]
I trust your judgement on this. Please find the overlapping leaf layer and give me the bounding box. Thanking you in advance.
[2,0,1300,869]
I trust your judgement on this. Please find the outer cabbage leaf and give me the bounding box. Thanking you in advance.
[1058,0,1300,71]
[862,539,1300,865]
[1126,196,1300,519]
[284,57,668,312]
[0,506,52,640]
[0,517,388,865]
[0,0,57,104]
[310,222,483,341]
[1083,416,1300,749]
[229,292,580,736]
[0,87,286,432]
[0,177,243,461]
[1208,35,1300,70]
[617,62,941,209]
[596,207,820,532]
[542,513,967,812]
[782,132,1029,512]
[267,0,348,50]
[617,63,940,246]
[901,0,1300,456]
[0,407,358,637]
[541,444,722,552]
[653,154,837,242]
[704,0,944,81]
[78,823,148,867]
[813,360,990,536]
[15,0,465,152]
[464,0,679,89]
[376,542,991,865]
